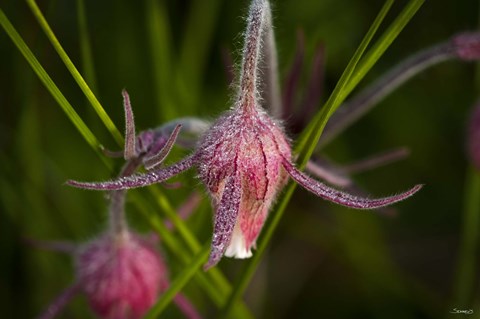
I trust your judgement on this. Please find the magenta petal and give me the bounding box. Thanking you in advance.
[283,159,423,209]
[143,124,182,170]
[66,155,196,191]
[122,90,137,160]
[204,175,242,270]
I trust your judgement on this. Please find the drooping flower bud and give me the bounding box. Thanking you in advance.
[196,107,292,262]
[194,0,294,266]
[75,231,168,319]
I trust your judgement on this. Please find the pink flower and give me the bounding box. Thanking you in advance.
[76,231,168,319]
[195,104,292,262]
[67,0,422,270]
[36,229,201,319]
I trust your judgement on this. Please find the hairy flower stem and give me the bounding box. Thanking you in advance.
[109,158,142,237]
[319,42,456,147]
[258,1,281,118]
[238,0,270,112]
[108,94,197,236]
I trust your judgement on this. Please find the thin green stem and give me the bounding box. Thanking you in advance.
[148,187,253,316]
[135,190,253,318]
[220,179,297,319]
[295,0,395,167]
[454,168,480,306]
[149,187,202,253]
[452,1,480,308]
[297,0,424,165]
[344,0,426,97]
[132,194,253,318]
[453,3,480,302]
[26,0,123,145]
[144,244,210,319]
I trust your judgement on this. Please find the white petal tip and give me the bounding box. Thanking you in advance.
[224,227,253,259]
[225,247,253,259]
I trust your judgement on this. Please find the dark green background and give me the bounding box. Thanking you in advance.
[1,0,479,318]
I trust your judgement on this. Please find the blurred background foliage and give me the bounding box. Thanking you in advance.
[1,0,480,318]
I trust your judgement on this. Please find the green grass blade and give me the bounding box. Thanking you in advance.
[295,0,394,166]
[453,2,480,307]
[453,167,480,306]
[150,187,202,254]
[296,0,424,167]
[343,0,425,98]
[133,194,253,318]
[219,181,297,319]
[132,196,222,300]
[76,0,98,95]
[146,187,253,318]
[144,244,210,319]
[26,0,123,145]
[0,8,110,166]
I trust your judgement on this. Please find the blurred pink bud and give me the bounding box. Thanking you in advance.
[468,103,480,169]
[452,32,480,61]
[75,231,168,319]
